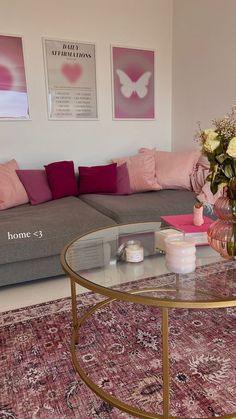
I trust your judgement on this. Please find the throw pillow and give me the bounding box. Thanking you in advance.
[112,153,161,193]
[16,170,52,205]
[115,163,132,195]
[197,181,223,205]
[140,148,200,190]
[192,154,224,204]
[78,163,117,194]
[45,160,78,199]
[0,159,29,210]
[190,154,210,195]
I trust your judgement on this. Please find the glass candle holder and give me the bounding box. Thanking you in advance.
[164,236,196,274]
[125,240,144,263]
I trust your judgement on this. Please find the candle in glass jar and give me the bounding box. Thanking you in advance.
[125,241,144,263]
[165,237,196,274]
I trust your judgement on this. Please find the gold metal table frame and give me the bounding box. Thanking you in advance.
[61,223,236,419]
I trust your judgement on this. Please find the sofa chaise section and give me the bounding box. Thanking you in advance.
[80,190,198,224]
[0,196,116,286]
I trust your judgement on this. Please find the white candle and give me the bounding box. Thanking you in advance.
[125,241,144,263]
[164,237,196,274]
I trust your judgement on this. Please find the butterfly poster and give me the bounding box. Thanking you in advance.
[43,39,98,120]
[111,46,155,119]
[0,35,30,119]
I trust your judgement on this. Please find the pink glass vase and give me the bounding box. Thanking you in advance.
[207,196,236,259]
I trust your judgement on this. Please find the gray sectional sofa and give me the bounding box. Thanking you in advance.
[0,190,197,287]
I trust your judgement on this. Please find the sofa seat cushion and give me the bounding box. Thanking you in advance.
[80,190,198,224]
[0,197,116,265]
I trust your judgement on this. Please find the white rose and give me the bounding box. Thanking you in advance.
[226,137,236,158]
[203,129,220,153]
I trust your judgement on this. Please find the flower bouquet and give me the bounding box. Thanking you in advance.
[196,106,236,258]
[197,106,236,199]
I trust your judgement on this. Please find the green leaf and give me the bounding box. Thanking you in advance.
[206,173,212,182]
[210,182,218,195]
[211,164,219,182]
[216,153,228,164]
[215,142,223,155]
[223,164,234,178]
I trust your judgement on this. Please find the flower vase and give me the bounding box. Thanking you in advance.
[207,196,236,259]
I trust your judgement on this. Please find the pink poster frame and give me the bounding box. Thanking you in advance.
[0,34,30,120]
[111,45,156,120]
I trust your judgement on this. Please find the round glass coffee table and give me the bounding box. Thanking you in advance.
[60,221,236,419]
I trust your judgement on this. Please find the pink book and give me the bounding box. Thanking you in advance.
[161,214,213,233]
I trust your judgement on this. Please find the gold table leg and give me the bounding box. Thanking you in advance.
[70,279,78,345]
[175,273,180,292]
[162,307,170,419]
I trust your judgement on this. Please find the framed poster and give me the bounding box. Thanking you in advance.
[0,35,30,119]
[43,38,98,120]
[111,46,155,120]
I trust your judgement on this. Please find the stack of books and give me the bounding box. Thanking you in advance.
[160,214,214,246]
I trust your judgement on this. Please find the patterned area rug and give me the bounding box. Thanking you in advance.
[0,263,236,419]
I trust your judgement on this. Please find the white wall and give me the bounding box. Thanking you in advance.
[0,0,173,168]
[172,0,236,151]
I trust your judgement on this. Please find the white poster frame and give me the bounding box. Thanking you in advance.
[43,37,98,121]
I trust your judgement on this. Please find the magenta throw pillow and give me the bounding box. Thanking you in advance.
[78,163,117,194]
[114,163,131,195]
[45,161,78,199]
[16,170,52,205]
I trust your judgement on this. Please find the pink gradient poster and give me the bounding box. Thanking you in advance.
[0,35,29,119]
[44,39,97,120]
[112,46,155,119]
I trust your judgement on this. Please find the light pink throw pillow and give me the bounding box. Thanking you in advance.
[112,153,161,193]
[140,148,200,190]
[197,182,223,205]
[190,154,210,194]
[193,154,223,204]
[0,159,29,210]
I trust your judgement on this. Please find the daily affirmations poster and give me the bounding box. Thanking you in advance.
[0,35,30,119]
[112,46,155,119]
[44,39,98,120]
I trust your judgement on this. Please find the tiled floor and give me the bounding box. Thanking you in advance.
[0,275,88,313]
[0,246,220,313]
[0,256,172,313]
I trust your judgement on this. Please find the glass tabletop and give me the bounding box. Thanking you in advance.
[62,222,236,308]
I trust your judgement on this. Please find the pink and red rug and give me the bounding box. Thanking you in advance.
[0,264,236,418]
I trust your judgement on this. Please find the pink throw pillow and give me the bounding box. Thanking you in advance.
[196,154,210,169]
[78,163,117,194]
[190,153,210,194]
[197,182,223,205]
[190,166,209,194]
[16,170,52,205]
[115,163,132,195]
[0,159,29,210]
[112,153,161,193]
[45,161,78,199]
[140,148,200,190]
[192,154,223,204]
